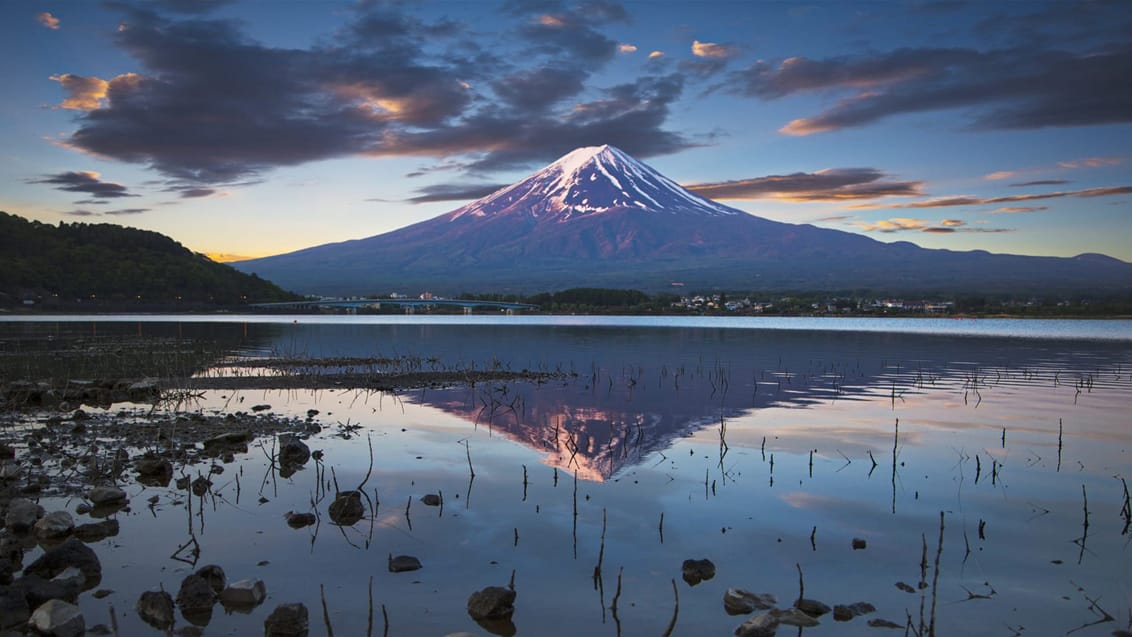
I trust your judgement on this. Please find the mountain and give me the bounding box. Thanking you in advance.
[0,211,298,308]
[234,146,1132,296]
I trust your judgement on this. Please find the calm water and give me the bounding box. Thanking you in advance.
[2,316,1131,636]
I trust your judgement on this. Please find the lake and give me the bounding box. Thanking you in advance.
[2,315,1130,636]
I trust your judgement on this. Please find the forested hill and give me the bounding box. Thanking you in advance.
[0,211,298,308]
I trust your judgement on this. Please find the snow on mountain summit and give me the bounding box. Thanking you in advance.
[448,145,740,222]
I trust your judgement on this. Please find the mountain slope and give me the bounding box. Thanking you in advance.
[0,211,298,306]
[234,146,1132,296]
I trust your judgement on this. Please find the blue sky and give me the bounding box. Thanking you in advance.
[1,0,1129,262]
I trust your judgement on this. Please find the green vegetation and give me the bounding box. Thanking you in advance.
[0,211,299,309]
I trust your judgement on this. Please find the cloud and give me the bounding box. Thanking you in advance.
[1058,156,1123,169]
[29,171,138,198]
[104,208,149,215]
[1009,180,1068,187]
[857,217,1012,234]
[991,206,1047,213]
[984,171,1015,181]
[54,3,692,184]
[648,50,664,59]
[179,188,217,198]
[205,251,255,262]
[858,185,1132,209]
[73,199,110,205]
[685,168,923,201]
[691,40,738,59]
[405,183,507,204]
[618,43,637,53]
[731,35,1132,134]
[37,12,61,30]
[63,210,98,217]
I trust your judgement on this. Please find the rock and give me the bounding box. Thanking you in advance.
[15,574,81,607]
[34,511,75,540]
[195,565,226,594]
[24,538,101,586]
[190,477,212,497]
[834,601,876,621]
[794,598,831,617]
[264,602,309,636]
[724,588,776,615]
[278,436,311,467]
[0,586,30,628]
[895,581,916,593]
[135,455,173,487]
[52,566,86,590]
[852,537,867,550]
[5,498,44,533]
[681,558,716,586]
[73,520,119,542]
[774,607,821,627]
[29,599,84,637]
[421,494,442,506]
[203,432,251,452]
[388,555,422,573]
[328,491,365,526]
[466,586,516,620]
[88,486,128,506]
[137,590,175,630]
[251,404,272,412]
[126,379,160,400]
[219,579,266,608]
[868,617,904,629]
[734,613,779,637]
[176,574,217,612]
[285,512,316,528]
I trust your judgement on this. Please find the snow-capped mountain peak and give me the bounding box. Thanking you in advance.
[448,145,740,222]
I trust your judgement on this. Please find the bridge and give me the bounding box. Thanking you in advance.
[250,298,538,315]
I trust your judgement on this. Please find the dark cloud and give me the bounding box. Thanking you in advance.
[1009,179,1069,187]
[104,208,149,215]
[686,168,923,201]
[57,2,692,184]
[406,183,507,204]
[149,0,235,14]
[30,171,138,198]
[865,185,1132,209]
[730,39,1132,134]
[63,210,99,217]
[73,199,110,205]
[179,188,216,198]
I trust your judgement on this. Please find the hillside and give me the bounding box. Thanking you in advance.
[0,211,298,308]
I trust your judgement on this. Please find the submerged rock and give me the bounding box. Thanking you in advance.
[852,537,867,550]
[195,565,226,594]
[264,602,309,637]
[388,554,422,573]
[794,598,831,617]
[681,558,716,586]
[29,598,84,637]
[723,588,776,615]
[421,494,442,507]
[24,538,101,586]
[137,590,175,630]
[328,491,365,526]
[73,519,119,542]
[467,586,516,620]
[87,486,127,506]
[176,574,218,612]
[278,436,311,467]
[833,601,876,621]
[220,579,266,608]
[734,613,779,637]
[285,512,316,528]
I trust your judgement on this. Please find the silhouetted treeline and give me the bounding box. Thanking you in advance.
[0,211,299,308]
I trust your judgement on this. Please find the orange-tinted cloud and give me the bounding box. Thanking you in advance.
[206,252,257,263]
[648,50,664,59]
[50,73,141,111]
[984,171,1016,181]
[991,206,1047,213]
[691,40,738,59]
[618,43,637,53]
[857,217,1011,234]
[856,185,1132,209]
[37,12,61,30]
[1058,156,1123,169]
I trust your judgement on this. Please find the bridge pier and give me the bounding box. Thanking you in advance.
[463,306,472,315]
[505,308,514,316]
[405,306,414,315]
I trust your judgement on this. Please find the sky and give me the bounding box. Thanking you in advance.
[1,0,1130,263]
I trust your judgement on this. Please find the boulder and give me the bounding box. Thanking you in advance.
[34,511,75,540]
[794,598,831,617]
[834,601,876,621]
[88,486,128,506]
[466,586,516,620]
[176,574,217,612]
[775,607,822,627]
[29,599,84,637]
[0,585,31,628]
[285,512,316,529]
[220,579,266,608]
[73,520,119,542]
[136,590,175,630]
[5,498,44,533]
[681,558,716,586]
[135,455,173,487]
[24,538,101,586]
[328,491,365,526]
[388,555,422,573]
[278,436,311,467]
[195,565,226,594]
[723,588,776,615]
[421,494,442,507]
[264,602,309,637]
[15,574,81,607]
